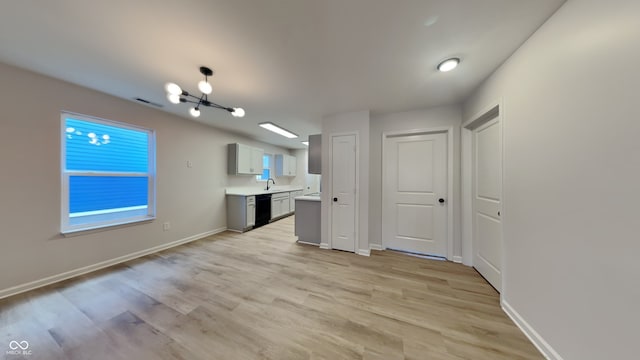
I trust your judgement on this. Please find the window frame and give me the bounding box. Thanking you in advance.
[60,111,156,234]
[256,153,274,182]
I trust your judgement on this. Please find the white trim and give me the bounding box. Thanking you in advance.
[452,256,463,263]
[369,243,383,251]
[319,243,330,249]
[296,240,320,246]
[65,171,149,177]
[461,128,473,266]
[69,205,148,218]
[61,215,155,235]
[356,248,371,257]
[327,131,359,253]
[0,227,226,300]
[381,127,454,260]
[502,300,564,360]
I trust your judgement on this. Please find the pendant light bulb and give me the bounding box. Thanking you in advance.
[231,107,245,118]
[165,82,182,95]
[190,107,201,118]
[198,80,212,95]
[167,94,180,104]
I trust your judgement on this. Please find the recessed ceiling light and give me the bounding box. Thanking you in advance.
[437,58,460,72]
[301,141,309,146]
[259,122,298,139]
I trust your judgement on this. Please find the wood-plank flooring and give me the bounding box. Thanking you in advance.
[0,216,541,359]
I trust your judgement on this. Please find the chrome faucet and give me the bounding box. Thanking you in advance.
[266,178,275,190]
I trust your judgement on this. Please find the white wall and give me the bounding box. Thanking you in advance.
[0,62,296,296]
[369,106,462,256]
[321,111,370,254]
[463,1,640,358]
[290,148,321,194]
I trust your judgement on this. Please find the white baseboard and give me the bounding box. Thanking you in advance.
[452,255,463,263]
[0,227,227,300]
[357,248,371,257]
[319,243,330,249]
[296,240,320,246]
[369,243,383,251]
[502,299,564,360]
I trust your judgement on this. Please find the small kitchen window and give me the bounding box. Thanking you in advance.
[61,112,156,233]
[257,154,273,181]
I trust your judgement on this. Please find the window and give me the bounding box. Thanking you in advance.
[257,154,273,181]
[61,112,156,233]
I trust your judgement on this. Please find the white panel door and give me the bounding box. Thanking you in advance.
[383,133,447,257]
[473,117,502,291]
[331,134,356,252]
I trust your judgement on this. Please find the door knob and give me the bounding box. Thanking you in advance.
[438,198,445,204]
[333,197,338,202]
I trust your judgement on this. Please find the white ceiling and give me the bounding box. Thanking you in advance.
[0,0,565,149]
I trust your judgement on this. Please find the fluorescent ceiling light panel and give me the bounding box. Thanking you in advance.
[259,122,298,138]
[301,141,309,146]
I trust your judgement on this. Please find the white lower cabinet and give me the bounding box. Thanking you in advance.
[271,192,290,220]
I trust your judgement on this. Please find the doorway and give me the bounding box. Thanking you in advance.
[462,103,503,292]
[382,128,453,259]
[330,134,357,252]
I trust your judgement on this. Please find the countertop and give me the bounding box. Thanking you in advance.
[295,195,321,202]
[225,186,304,196]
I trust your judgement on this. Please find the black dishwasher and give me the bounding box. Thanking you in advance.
[255,194,272,228]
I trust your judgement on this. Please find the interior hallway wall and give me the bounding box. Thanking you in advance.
[463,0,640,358]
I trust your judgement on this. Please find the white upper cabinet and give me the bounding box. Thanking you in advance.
[275,154,297,177]
[228,143,264,175]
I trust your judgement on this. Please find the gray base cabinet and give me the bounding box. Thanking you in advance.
[227,195,255,232]
[295,198,321,244]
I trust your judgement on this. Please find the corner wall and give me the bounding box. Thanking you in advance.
[0,62,295,296]
[463,0,640,358]
[320,111,370,254]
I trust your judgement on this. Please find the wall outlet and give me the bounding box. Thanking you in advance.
[186,160,193,168]
[163,222,170,231]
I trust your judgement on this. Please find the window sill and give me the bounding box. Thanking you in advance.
[61,216,155,237]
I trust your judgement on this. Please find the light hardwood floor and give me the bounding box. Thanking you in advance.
[0,216,541,359]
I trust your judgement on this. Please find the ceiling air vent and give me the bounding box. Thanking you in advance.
[134,97,163,108]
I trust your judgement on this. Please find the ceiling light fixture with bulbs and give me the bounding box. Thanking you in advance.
[437,58,460,72]
[165,66,245,118]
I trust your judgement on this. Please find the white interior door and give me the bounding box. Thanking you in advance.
[383,132,447,257]
[473,117,503,292]
[331,134,356,252]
